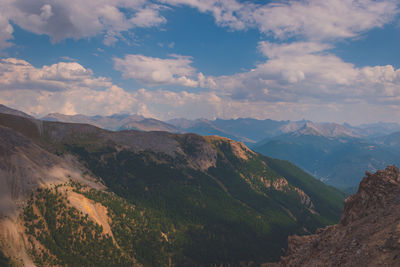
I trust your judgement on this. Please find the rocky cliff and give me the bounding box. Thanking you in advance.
[273,165,400,266]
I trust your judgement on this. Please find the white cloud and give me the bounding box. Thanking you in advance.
[0,86,138,116]
[251,0,398,40]
[258,41,332,58]
[359,65,400,84]
[0,57,221,119]
[0,0,397,49]
[40,4,53,20]
[160,0,250,30]
[0,58,111,91]
[5,84,400,125]
[114,54,200,87]
[0,0,399,124]
[0,13,13,49]
[162,0,398,41]
[154,0,400,108]
[2,57,400,124]
[130,5,167,27]
[356,65,400,98]
[205,41,400,105]
[1,0,166,46]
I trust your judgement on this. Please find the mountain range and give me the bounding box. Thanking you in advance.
[158,118,400,192]
[253,124,400,192]
[40,111,400,143]
[2,104,400,266]
[42,112,180,133]
[0,106,345,266]
[38,110,400,192]
[168,118,400,143]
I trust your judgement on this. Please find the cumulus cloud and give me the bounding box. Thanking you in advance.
[357,65,400,98]
[0,0,397,48]
[114,54,200,87]
[0,0,397,51]
[0,58,112,91]
[0,57,221,119]
[251,0,398,40]
[1,0,166,46]
[0,0,399,124]
[162,0,398,41]
[0,57,319,121]
[154,0,400,107]
[2,57,400,124]
[5,84,400,125]
[0,86,137,116]
[0,83,224,120]
[205,40,400,105]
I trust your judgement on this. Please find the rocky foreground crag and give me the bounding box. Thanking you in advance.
[273,165,400,266]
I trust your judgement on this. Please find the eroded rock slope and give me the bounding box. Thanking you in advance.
[274,166,400,266]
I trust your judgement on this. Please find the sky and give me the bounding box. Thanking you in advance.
[0,0,400,125]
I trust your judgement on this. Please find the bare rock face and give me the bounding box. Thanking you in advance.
[0,125,105,266]
[272,166,400,266]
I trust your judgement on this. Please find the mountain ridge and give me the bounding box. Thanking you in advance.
[40,110,400,143]
[0,109,345,266]
[0,104,34,119]
[253,132,400,191]
[7,104,400,191]
[42,112,179,133]
[272,165,400,266]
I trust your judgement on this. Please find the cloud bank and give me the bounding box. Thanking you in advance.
[1,56,400,124]
[1,0,400,124]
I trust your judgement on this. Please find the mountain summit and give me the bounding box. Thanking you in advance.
[293,122,360,138]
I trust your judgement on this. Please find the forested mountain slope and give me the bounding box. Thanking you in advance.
[0,112,344,266]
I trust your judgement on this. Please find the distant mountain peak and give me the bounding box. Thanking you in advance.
[295,122,323,136]
[291,121,360,138]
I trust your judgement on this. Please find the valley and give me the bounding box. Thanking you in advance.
[0,108,345,266]
[2,1,400,265]
[1,105,400,266]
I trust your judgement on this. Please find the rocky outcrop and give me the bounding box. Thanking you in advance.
[261,177,315,212]
[294,187,315,212]
[205,135,256,160]
[272,165,400,266]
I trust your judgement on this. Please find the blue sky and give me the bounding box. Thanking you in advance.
[0,0,400,124]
